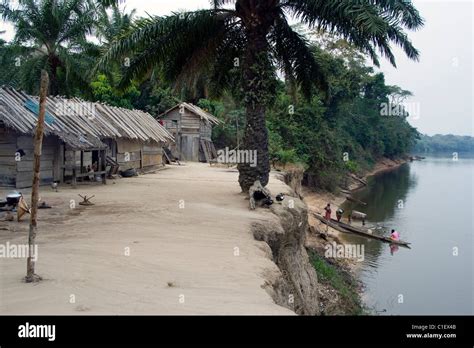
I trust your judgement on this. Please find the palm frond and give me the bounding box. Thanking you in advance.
[211,0,236,10]
[270,16,328,99]
[97,10,237,90]
[282,0,424,66]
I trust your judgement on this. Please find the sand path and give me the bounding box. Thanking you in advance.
[0,163,292,315]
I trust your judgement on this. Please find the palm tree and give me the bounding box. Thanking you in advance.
[0,0,102,95]
[95,4,136,45]
[98,0,423,192]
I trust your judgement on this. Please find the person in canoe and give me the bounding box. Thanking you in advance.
[390,229,400,241]
[336,208,344,222]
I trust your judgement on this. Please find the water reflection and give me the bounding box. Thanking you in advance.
[344,164,418,222]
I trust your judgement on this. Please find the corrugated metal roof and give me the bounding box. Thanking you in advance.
[159,102,221,125]
[0,86,174,149]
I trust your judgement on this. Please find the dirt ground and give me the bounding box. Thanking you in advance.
[0,163,294,315]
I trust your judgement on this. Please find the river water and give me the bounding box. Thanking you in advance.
[340,155,473,315]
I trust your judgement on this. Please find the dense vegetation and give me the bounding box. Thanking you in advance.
[0,0,422,192]
[199,40,420,191]
[413,134,474,153]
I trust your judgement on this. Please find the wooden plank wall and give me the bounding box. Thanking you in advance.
[116,139,164,170]
[180,109,200,133]
[15,135,57,188]
[116,138,141,170]
[0,127,17,187]
[199,121,212,140]
[180,134,200,162]
[142,142,163,167]
[161,108,201,133]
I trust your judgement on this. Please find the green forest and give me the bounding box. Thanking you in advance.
[0,0,422,191]
[413,134,474,153]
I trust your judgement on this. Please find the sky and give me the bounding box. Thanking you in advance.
[1,0,473,136]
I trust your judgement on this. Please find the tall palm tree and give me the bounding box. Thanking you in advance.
[0,0,102,95]
[98,0,423,192]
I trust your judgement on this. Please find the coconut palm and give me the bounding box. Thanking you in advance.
[0,0,105,95]
[98,0,423,192]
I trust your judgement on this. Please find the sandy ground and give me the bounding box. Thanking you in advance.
[0,163,293,315]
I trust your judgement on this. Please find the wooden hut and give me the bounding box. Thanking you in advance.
[0,87,174,188]
[159,103,220,162]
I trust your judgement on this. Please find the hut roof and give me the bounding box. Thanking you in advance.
[160,102,221,125]
[0,86,174,150]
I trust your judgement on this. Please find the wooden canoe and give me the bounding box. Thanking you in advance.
[346,196,367,206]
[351,210,367,219]
[313,213,411,248]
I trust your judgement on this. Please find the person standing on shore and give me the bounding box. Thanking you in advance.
[336,208,344,222]
[324,203,332,220]
[324,203,332,232]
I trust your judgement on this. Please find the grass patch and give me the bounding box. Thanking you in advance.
[308,249,364,315]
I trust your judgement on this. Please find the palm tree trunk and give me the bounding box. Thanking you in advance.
[238,29,272,192]
[26,70,49,283]
[48,55,59,96]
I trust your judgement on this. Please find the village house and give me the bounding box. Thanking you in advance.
[159,102,220,162]
[0,86,174,188]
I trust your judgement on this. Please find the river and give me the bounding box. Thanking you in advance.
[340,155,473,315]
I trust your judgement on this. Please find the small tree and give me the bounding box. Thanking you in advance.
[25,70,49,283]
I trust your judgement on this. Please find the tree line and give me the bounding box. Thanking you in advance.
[413,134,474,154]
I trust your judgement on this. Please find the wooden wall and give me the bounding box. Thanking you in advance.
[142,142,163,168]
[116,138,141,170]
[116,138,164,171]
[180,134,200,162]
[160,108,216,162]
[15,135,57,188]
[0,128,58,188]
[0,127,17,187]
[200,121,212,141]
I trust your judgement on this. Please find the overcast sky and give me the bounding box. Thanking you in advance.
[1,0,472,136]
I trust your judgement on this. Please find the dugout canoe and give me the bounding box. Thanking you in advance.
[351,210,367,219]
[313,213,411,248]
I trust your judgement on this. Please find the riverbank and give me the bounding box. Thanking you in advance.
[301,157,409,314]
